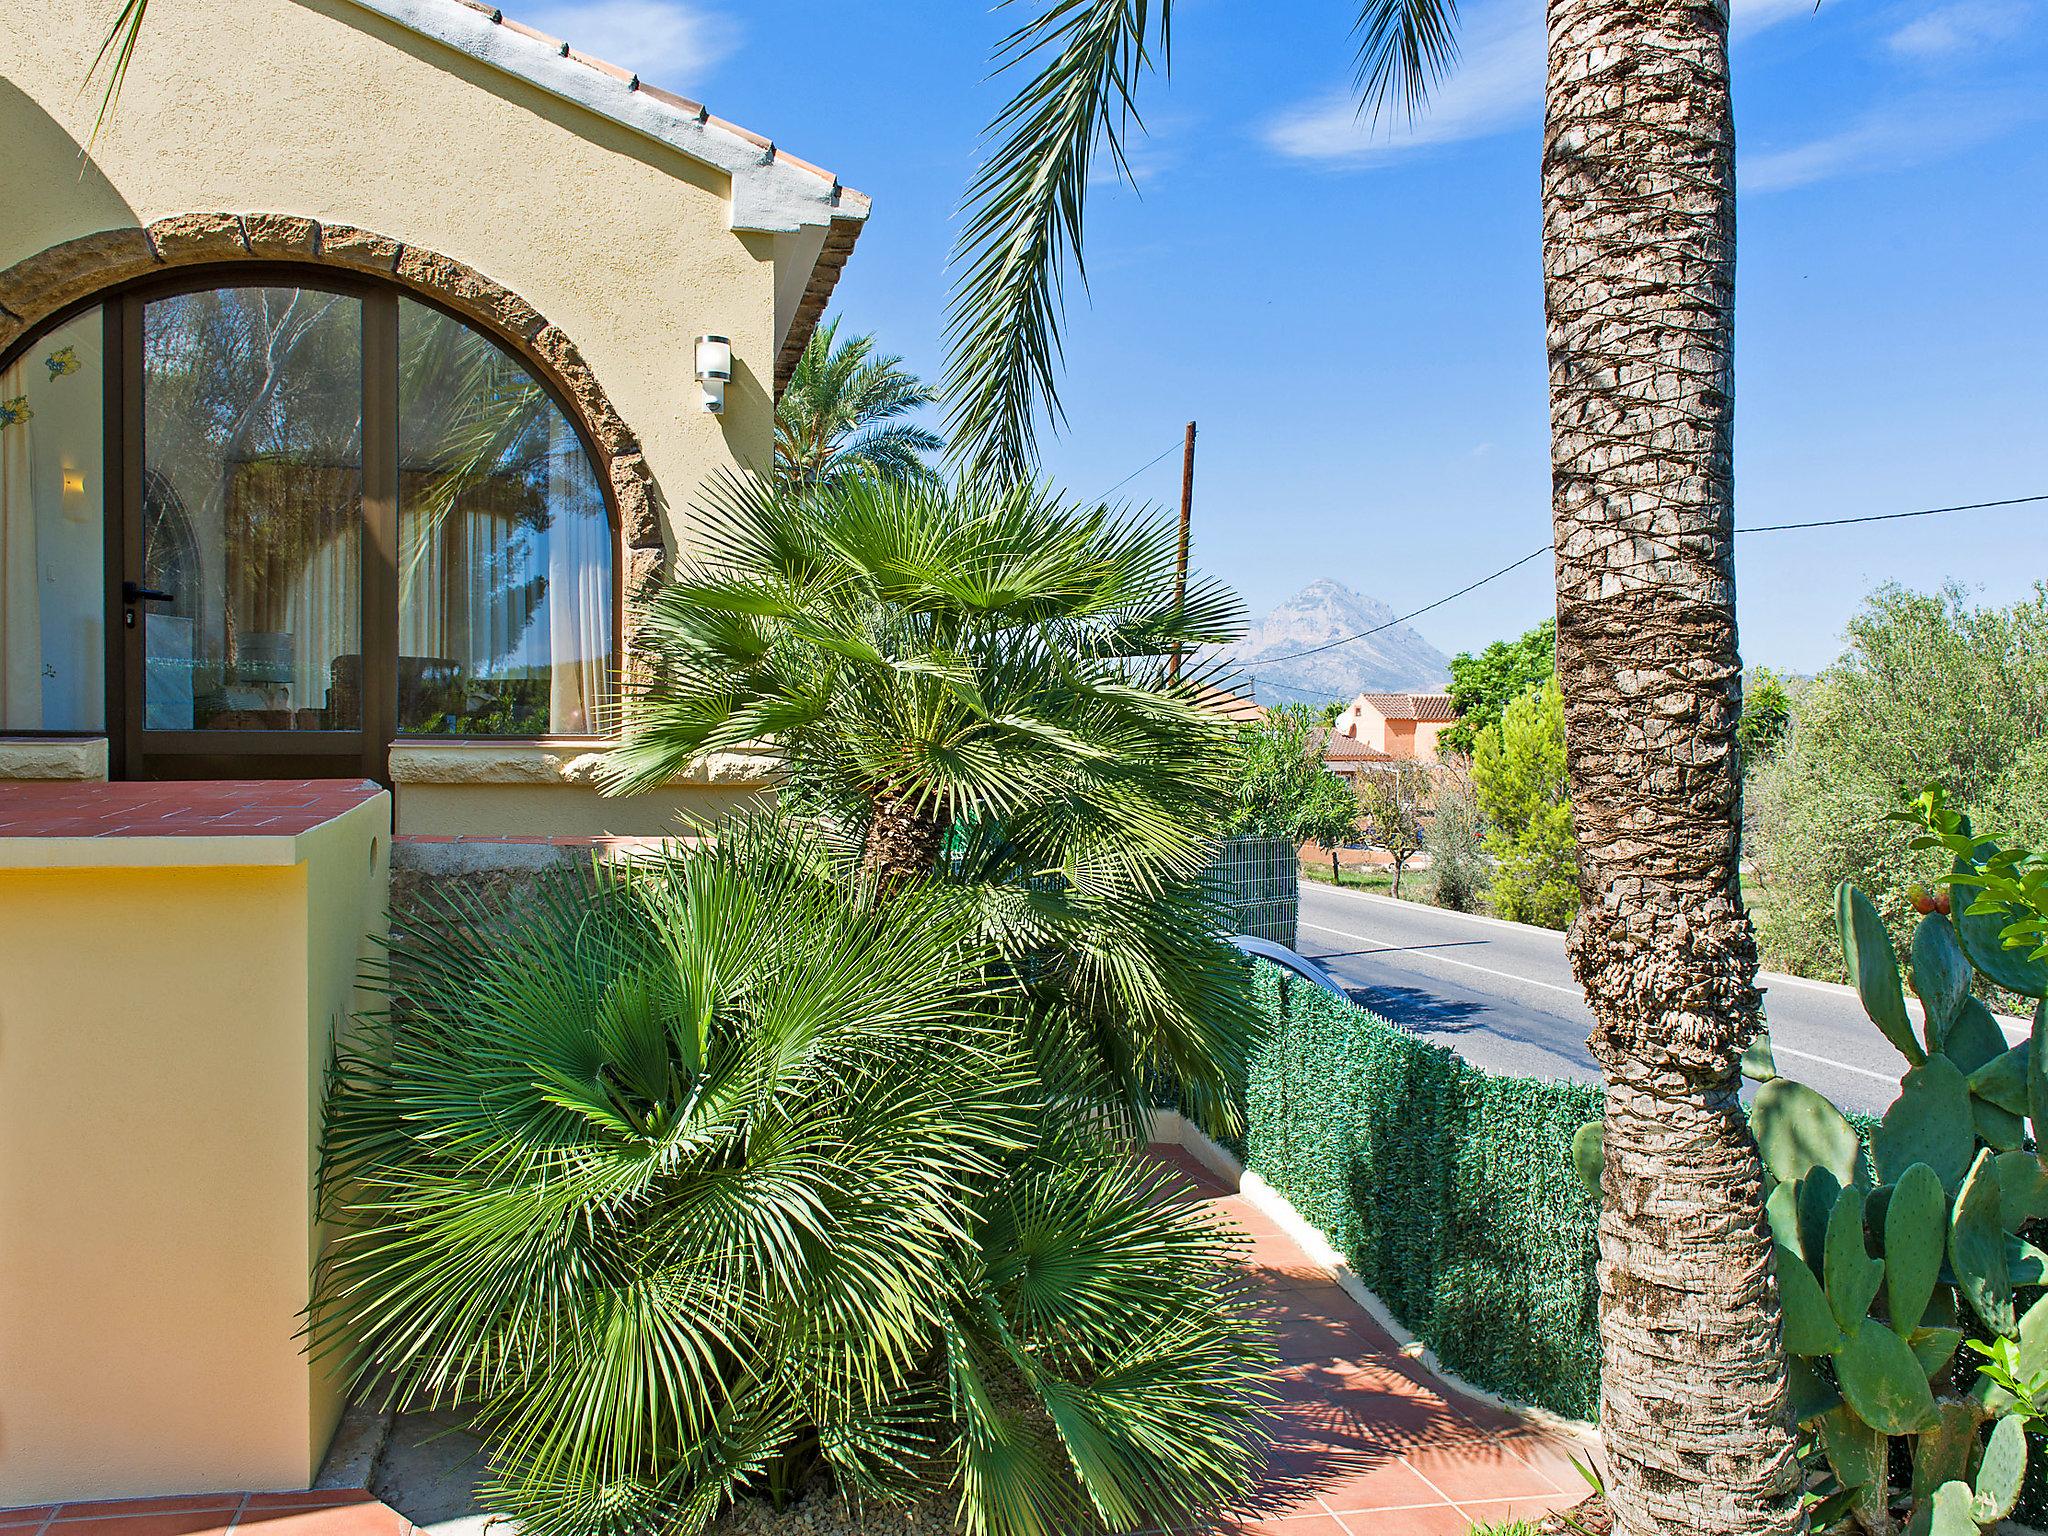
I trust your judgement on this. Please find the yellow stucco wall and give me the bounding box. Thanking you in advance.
[0,0,848,833]
[0,796,388,1505]
[0,0,779,477]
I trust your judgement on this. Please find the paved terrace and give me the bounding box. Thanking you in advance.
[0,1149,1588,1536]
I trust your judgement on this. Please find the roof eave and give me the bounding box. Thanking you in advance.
[775,211,865,395]
[325,0,871,237]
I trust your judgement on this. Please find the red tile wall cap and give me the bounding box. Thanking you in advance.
[0,779,382,840]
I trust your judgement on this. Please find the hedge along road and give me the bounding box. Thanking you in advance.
[1291,881,2012,1120]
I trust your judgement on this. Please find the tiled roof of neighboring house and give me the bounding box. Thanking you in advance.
[1358,691,1458,723]
[1312,727,1394,765]
[333,0,868,388]
[1191,684,1266,723]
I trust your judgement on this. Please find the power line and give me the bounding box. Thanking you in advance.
[1254,545,1553,666]
[1245,675,1336,701]
[1091,439,1183,502]
[1737,493,2048,534]
[1249,491,2044,668]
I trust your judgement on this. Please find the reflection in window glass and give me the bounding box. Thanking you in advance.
[1,311,105,731]
[142,287,363,731]
[397,300,614,736]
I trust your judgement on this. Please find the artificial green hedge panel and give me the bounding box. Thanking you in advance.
[1242,962,1603,1420]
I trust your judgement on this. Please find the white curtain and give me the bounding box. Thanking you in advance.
[284,534,359,724]
[0,356,40,729]
[546,414,612,735]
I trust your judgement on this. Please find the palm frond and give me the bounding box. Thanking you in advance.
[947,1136,1275,1534]
[942,0,1172,485]
[1353,0,1463,123]
[85,0,150,148]
[776,318,942,490]
[315,820,1026,1534]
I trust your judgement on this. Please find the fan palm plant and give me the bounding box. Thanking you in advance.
[315,821,1270,1536]
[941,4,1796,1533]
[602,470,1260,1132]
[774,319,943,490]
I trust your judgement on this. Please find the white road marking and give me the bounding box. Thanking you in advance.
[1765,1044,1900,1085]
[1300,919,1582,998]
[1300,918,1902,1088]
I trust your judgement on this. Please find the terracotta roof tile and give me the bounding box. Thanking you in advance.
[431,0,862,202]
[1313,727,1394,762]
[385,0,867,393]
[1190,684,1265,723]
[1357,691,1458,722]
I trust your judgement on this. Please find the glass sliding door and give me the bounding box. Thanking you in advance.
[0,311,106,733]
[2,270,617,786]
[396,298,614,738]
[126,284,382,779]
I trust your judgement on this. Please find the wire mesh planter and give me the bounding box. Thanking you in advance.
[1202,835,1299,948]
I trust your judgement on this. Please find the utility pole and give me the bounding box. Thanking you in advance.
[1169,420,1196,682]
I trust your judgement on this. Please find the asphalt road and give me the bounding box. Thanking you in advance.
[1294,881,1964,1118]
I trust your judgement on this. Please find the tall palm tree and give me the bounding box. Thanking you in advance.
[774,318,944,490]
[942,4,1797,1534]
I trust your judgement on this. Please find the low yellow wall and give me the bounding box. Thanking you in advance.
[0,795,388,1505]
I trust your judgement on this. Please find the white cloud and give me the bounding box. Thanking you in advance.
[520,0,739,85]
[1264,0,1841,165]
[1743,84,2045,189]
[1263,2,1543,165]
[1885,0,2028,57]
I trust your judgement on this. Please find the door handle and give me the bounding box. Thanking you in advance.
[123,581,175,605]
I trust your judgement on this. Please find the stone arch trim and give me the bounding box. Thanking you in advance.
[0,216,667,604]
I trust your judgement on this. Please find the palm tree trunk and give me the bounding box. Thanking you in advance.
[1543,1,1802,1533]
[862,789,946,887]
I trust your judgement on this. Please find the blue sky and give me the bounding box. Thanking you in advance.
[531,0,2047,673]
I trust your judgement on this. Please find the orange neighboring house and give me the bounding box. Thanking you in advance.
[1311,725,1394,781]
[1331,691,1459,763]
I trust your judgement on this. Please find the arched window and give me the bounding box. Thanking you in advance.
[0,276,617,780]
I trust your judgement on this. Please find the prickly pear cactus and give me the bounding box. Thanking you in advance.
[1754,885,2048,1534]
[1573,871,2048,1532]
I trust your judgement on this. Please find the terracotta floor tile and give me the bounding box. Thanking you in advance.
[1217,1515,1352,1535]
[51,1500,241,1521]
[1455,1494,1581,1527]
[1304,1456,1448,1515]
[233,1505,407,1536]
[43,1514,237,1536]
[1213,1199,1286,1237]
[1399,1442,1572,1501]
[1337,1504,1477,1534]
[14,1151,1574,1536]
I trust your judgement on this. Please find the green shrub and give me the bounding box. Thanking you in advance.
[1748,583,2048,979]
[1472,677,1578,930]
[319,826,1273,1536]
[1241,962,1601,1418]
[1422,759,1488,914]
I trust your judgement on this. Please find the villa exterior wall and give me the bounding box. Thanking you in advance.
[0,0,780,484]
[0,0,833,833]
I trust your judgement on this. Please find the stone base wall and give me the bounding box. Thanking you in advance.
[388,833,687,943]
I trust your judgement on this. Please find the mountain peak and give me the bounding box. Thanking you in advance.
[1219,581,1448,706]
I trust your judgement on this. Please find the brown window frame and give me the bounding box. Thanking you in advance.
[0,265,624,785]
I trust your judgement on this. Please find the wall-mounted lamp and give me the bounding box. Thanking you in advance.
[60,466,88,521]
[694,334,732,415]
